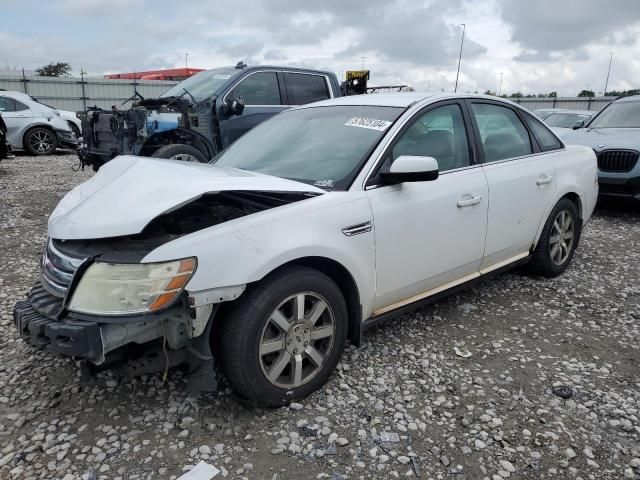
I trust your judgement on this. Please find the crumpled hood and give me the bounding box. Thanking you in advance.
[49,155,324,240]
[558,127,640,152]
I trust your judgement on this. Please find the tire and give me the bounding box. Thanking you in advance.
[23,127,57,156]
[529,198,581,277]
[151,144,208,163]
[218,266,348,407]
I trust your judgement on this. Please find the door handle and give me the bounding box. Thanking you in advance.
[457,195,483,207]
[536,174,553,185]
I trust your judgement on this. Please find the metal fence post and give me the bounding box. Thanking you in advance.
[79,69,87,111]
[21,68,28,94]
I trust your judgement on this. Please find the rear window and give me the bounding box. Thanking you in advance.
[284,73,330,105]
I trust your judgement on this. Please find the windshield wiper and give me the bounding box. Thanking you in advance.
[182,87,196,103]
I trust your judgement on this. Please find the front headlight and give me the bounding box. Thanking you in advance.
[68,258,196,315]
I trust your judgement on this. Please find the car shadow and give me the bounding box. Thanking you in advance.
[594,196,640,217]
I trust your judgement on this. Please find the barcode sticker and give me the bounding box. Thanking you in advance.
[345,117,392,131]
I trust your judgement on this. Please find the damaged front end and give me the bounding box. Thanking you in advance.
[13,184,318,391]
[77,96,216,171]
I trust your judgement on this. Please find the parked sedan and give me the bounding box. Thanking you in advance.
[541,110,594,134]
[0,91,77,155]
[13,94,598,406]
[559,95,640,200]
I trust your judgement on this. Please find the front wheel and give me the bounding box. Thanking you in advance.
[24,127,57,155]
[151,144,208,163]
[529,198,581,277]
[218,266,348,407]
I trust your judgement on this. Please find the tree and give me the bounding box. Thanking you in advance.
[577,89,595,97]
[511,92,523,98]
[36,62,72,77]
[548,91,557,98]
[484,89,496,96]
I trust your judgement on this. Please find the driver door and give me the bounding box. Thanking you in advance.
[217,70,289,147]
[366,102,488,313]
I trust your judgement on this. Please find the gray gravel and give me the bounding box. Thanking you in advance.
[1,154,639,480]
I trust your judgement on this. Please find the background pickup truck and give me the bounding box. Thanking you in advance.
[78,63,343,170]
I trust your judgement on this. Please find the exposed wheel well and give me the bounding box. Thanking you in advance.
[22,125,55,145]
[139,130,214,158]
[278,257,362,345]
[561,192,582,220]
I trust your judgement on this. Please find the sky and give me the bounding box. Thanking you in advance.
[1,0,639,96]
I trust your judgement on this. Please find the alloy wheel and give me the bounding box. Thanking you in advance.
[549,209,574,265]
[258,292,336,389]
[29,130,55,154]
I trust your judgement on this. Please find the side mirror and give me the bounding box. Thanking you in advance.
[380,155,439,185]
[572,119,585,130]
[224,97,245,116]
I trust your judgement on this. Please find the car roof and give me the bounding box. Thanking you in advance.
[614,95,640,103]
[208,65,336,77]
[0,90,32,100]
[545,109,593,115]
[301,93,525,109]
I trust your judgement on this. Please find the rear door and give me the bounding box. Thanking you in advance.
[0,96,33,147]
[282,72,333,105]
[217,70,288,147]
[467,100,558,269]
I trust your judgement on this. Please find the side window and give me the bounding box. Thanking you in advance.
[0,97,16,112]
[391,104,471,172]
[284,73,330,105]
[471,103,533,162]
[523,113,562,151]
[13,99,29,112]
[229,72,282,105]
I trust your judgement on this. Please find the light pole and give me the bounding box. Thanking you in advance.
[454,23,466,93]
[185,52,189,70]
[498,72,504,96]
[360,56,366,70]
[603,52,613,96]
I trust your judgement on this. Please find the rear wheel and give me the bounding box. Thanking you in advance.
[24,127,57,156]
[529,198,581,277]
[151,144,208,163]
[218,266,348,407]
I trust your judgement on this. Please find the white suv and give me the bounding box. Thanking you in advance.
[14,94,598,406]
[0,90,77,155]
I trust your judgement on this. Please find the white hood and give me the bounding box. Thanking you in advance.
[49,156,324,240]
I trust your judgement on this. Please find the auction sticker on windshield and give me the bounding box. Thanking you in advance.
[345,117,393,131]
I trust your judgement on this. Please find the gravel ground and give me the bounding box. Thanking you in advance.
[0,153,639,480]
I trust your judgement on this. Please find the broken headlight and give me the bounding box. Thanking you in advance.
[68,258,196,315]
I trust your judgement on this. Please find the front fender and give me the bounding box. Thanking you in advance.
[142,192,377,316]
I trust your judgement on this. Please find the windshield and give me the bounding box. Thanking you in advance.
[589,101,640,128]
[545,112,590,128]
[212,105,403,190]
[160,68,238,101]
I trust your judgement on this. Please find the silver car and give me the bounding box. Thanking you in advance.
[0,91,77,155]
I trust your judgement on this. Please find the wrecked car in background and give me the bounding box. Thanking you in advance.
[15,94,598,406]
[78,63,342,170]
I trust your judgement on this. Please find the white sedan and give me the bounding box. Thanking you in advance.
[14,94,598,406]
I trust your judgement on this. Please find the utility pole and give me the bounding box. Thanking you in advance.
[498,72,504,96]
[360,56,366,71]
[185,52,189,70]
[603,52,613,96]
[454,23,466,92]
[426,79,431,92]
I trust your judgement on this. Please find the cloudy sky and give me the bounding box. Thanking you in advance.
[1,0,639,95]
